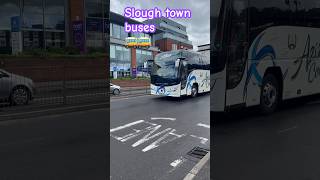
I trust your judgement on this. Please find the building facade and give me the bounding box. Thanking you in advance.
[0,0,108,54]
[109,12,160,78]
[144,18,193,51]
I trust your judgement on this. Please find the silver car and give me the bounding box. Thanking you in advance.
[110,83,121,95]
[0,69,35,105]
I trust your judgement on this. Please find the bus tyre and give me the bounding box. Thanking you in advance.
[259,74,280,114]
[191,85,198,98]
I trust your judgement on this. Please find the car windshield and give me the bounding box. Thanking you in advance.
[151,51,182,85]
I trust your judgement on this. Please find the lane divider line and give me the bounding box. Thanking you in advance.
[278,125,298,134]
[196,123,210,129]
[151,117,176,121]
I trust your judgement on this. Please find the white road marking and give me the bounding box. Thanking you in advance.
[132,125,171,148]
[110,120,145,133]
[170,157,184,167]
[278,126,298,134]
[197,123,210,129]
[141,129,185,152]
[190,135,209,144]
[110,120,186,152]
[183,152,210,180]
[151,117,176,121]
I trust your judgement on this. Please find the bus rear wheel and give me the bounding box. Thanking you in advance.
[259,74,280,114]
[191,85,198,98]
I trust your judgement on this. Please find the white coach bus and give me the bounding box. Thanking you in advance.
[151,50,210,97]
[211,0,320,113]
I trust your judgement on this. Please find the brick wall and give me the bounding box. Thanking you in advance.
[155,38,193,51]
[0,57,107,82]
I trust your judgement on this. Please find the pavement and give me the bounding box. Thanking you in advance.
[0,108,108,180]
[193,158,210,180]
[213,96,320,180]
[110,94,210,180]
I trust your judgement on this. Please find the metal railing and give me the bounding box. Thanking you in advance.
[0,66,108,112]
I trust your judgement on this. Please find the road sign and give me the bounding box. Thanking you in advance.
[11,16,22,55]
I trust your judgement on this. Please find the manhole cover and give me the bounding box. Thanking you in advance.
[187,147,209,159]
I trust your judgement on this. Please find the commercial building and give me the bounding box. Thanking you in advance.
[144,17,193,51]
[109,12,161,78]
[0,0,108,54]
[198,44,210,57]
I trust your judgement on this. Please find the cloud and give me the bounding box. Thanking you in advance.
[110,0,210,50]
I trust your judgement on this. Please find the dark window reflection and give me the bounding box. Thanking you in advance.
[0,0,20,30]
[86,0,104,18]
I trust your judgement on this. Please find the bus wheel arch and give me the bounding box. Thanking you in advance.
[259,67,283,114]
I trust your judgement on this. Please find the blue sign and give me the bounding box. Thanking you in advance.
[113,67,118,71]
[11,16,21,32]
[72,21,85,52]
[132,68,137,78]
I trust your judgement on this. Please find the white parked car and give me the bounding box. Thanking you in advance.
[0,69,35,105]
[110,83,121,95]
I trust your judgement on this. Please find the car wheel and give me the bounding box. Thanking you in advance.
[259,74,280,114]
[10,87,30,105]
[191,85,198,98]
[113,89,120,95]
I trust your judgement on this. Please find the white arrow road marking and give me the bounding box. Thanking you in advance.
[151,117,177,121]
[196,123,210,129]
[141,129,186,152]
[110,120,145,133]
[189,135,209,144]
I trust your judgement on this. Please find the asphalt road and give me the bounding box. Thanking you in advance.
[213,97,320,180]
[0,108,108,180]
[110,94,210,180]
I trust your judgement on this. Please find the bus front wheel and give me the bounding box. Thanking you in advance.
[259,74,280,114]
[191,85,198,98]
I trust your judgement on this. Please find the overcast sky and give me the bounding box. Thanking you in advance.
[110,0,210,50]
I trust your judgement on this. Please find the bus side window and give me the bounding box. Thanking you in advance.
[226,0,248,89]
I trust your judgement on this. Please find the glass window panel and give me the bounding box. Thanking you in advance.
[23,0,44,14]
[120,26,128,40]
[45,31,65,48]
[0,0,20,30]
[110,45,115,58]
[45,0,65,15]
[87,18,103,32]
[112,24,120,39]
[23,31,44,49]
[86,0,103,18]
[45,15,65,30]
[110,23,113,36]
[22,14,44,30]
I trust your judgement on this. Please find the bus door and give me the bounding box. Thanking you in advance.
[211,0,227,112]
[225,0,249,107]
[179,59,188,96]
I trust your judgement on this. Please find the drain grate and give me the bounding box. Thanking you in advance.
[187,147,209,159]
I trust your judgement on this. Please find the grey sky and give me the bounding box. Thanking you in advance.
[110,0,210,50]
